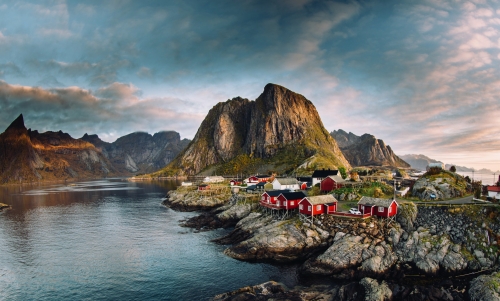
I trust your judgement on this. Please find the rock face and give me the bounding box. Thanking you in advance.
[331,130,410,168]
[469,272,500,301]
[0,114,116,183]
[412,171,467,200]
[399,154,443,171]
[161,84,350,176]
[81,131,190,174]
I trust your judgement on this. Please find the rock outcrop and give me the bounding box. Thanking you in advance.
[412,170,467,200]
[81,131,190,174]
[469,272,500,301]
[331,130,409,168]
[158,84,350,176]
[0,114,116,183]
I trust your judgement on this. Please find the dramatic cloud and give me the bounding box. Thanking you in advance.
[0,81,204,142]
[0,0,498,170]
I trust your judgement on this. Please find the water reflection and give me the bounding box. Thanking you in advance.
[0,178,297,301]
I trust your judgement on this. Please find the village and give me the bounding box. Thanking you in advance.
[170,163,500,227]
[178,169,401,224]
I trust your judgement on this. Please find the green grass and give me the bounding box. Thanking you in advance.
[338,201,358,211]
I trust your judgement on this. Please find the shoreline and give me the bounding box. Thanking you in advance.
[163,188,500,300]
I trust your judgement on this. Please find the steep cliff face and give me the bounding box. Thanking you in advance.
[0,114,115,184]
[331,130,410,168]
[81,131,190,174]
[161,84,350,176]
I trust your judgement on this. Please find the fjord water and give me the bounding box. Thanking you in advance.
[0,179,297,301]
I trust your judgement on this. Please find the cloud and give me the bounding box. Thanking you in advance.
[0,80,203,141]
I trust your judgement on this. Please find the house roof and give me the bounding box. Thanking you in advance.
[246,185,257,190]
[301,195,338,205]
[273,178,299,185]
[312,169,339,178]
[263,190,290,197]
[256,175,270,179]
[325,175,345,183]
[256,181,267,187]
[358,196,396,208]
[297,177,312,182]
[487,186,500,192]
[279,191,306,200]
[199,184,209,187]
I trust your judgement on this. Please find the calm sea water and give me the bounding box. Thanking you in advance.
[0,179,298,301]
[457,171,498,186]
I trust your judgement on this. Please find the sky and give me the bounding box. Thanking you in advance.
[0,0,499,171]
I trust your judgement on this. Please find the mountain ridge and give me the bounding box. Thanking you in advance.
[331,130,410,168]
[155,83,351,176]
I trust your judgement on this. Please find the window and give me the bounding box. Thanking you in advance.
[389,207,392,213]
[277,201,280,206]
[317,205,321,210]
[378,207,384,212]
[361,205,364,210]
[290,201,294,205]
[308,206,312,211]
[299,204,303,210]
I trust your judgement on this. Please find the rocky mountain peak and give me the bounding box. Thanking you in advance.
[159,84,350,176]
[331,129,409,168]
[6,114,27,131]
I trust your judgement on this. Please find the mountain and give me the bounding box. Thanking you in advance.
[399,154,442,171]
[155,83,351,176]
[0,114,116,184]
[81,131,190,174]
[330,130,410,168]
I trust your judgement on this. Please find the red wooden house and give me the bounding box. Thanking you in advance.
[357,197,398,218]
[277,191,306,210]
[198,184,210,191]
[246,175,271,184]
[320,175,345,192]
[324,202,337,214]
[299,195,338,222]
[230,179,243,186]
[260,190,289,208]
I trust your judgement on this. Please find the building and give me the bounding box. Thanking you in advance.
[320,175,345,192]
[357,197,398,218]
[245,175,271,184]
[487,186,500,200]
[312,169,340,186]
[426,163,445,171]
[276,191,306,210]
[203,176,225,183]
[299,195,338,222]
[256,181,267,191]
[260,190,290,208]
[230,179,243,186]
[198,184,210,191]
[272,178,300,191]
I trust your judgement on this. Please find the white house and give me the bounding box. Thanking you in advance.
[311,169,340,186]
[272,178,300,191]
[203,176,225,183]
[426,163,445,171]
[487,186,500,200]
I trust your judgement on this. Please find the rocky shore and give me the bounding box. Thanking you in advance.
[0,202,11,211]
[164,191,500,300]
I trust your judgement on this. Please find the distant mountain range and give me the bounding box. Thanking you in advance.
[330,129,410,168]
[0,114,190,184]
[399,154,498,173]
[154,83,351,176]
[81,132,190,174]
